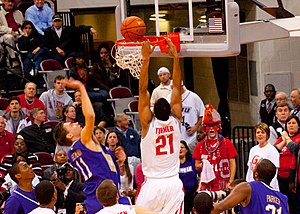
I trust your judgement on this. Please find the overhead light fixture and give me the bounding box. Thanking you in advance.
[149,17,167,21]
[150,14,166,18]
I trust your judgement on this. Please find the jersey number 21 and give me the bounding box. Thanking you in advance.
[156,134,174,155]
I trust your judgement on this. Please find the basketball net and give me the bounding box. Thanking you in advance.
[112,44,142,79]
[112,33,180,79]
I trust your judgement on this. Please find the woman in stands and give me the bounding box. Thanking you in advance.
[246,123,279,190]
[94,126,106,146]
[105,131,120,152]
[62,105,76,123]
[92,43,121,88]
[119,149,136,201]
[18,20,48,86]
[274,115,300,214]
[179,140,199,214]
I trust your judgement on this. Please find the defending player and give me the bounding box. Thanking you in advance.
[210,159,289,214]
[53,79,129,214]
[135,39,184,213]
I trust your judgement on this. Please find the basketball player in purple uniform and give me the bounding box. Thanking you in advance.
[136,39,184,213]
[54,79,129,214]
[210,159,289,214]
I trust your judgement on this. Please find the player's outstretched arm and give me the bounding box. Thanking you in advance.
[62,79,95,145]
[210,182,251,214]
[139,41,155,137]
[167,38,182,120]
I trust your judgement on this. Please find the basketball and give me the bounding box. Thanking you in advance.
[120,16,146,42]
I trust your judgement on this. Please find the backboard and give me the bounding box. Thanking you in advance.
[115,0,241,57]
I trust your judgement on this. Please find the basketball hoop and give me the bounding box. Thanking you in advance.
[112,32,180,79]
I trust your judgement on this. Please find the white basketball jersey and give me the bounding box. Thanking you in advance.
[181,90,205,144]
[141,116,181,178]
[96,204,136,214]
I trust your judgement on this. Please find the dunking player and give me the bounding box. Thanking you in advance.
[135,39,184,213]
[210,159,289,214]
[53,79,129,214]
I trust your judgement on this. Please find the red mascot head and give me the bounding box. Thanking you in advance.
[202,104,222,139]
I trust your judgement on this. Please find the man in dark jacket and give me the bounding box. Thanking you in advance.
[18,107,55,153]
[51,162,86,214]
[258,84,276,126]
[113,113,141,158]
[44,14,97,64]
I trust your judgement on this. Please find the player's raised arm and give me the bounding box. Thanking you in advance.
[168,39,182,120]
[62,79,95,145]
[138,41,155,137]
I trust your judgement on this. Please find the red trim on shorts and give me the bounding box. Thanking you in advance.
[175,200,184,214]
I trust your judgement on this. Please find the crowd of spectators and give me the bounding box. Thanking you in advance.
[0,1,299,213]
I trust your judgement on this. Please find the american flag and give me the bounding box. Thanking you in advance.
[208,17,223,33]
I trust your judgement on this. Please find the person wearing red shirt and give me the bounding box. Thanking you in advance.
[275,114,300,214]
[193,104,237,191]
[0,116,15,161]
[6,82,45,120]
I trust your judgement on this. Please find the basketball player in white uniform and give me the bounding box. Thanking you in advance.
[136,39,184,214]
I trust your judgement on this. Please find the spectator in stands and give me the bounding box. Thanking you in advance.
[29,180,57,214]
[62,105,76,123]
[94,126,106,146]
[18,107,55,153]
[68,52,89,87]
[269,102,290,145]
[0,116,15,160]
[18,20,48,84]
[4,96,31,136]
[73,89,107,127]
[39,75,73,121]
[170,82,205,153]
[0,137,42,180]
[43,150,68,180]
[105,131,120,152]
[258,84,276,126]
[25,0,52,35]
[193,104,237,191]
[4,161,39,213]
[276,91,289,105]
[274,115,300,214]
[92,43,122,89]
[246,123,279,190]
[119,148,135,200]
[51,162,86,214]
[69,52,109,103]
[113,113,141,158]
[179,140,199,214]
[7,82,45,118]
[290,88,300,120]
[0,0,24,68]
[150,67,172,111]
[276,121,300,213]
[44,14,97,64]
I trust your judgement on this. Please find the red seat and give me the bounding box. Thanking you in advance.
[128,100,138,112]
[35,152,54,172]
[108,87,136,116]
[0,98,9,110]
[109,87,133,99]
[40,59,66,89]
[40,59,62,71]
[126,100,141,132]
[65,57,73,69]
